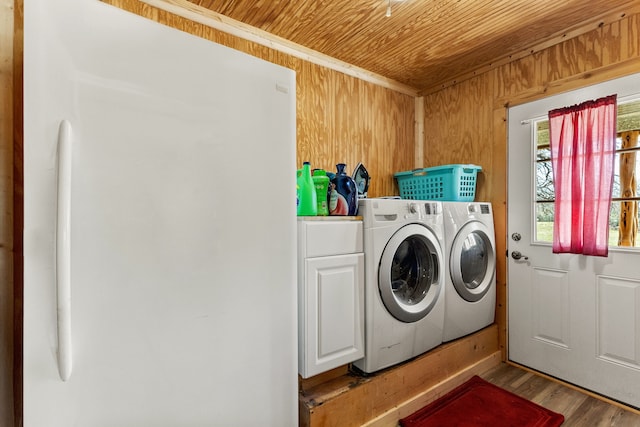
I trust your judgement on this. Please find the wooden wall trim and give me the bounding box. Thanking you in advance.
[12,0,24,425]
[491,107,508,362]
[420,2,640,96]
[0,0,15,426]
[414,96,424,168]
[138,0,419,97]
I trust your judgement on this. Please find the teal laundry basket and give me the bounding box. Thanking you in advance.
[394,164,482,201]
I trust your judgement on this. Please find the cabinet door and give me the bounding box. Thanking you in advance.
[301,253,364,378]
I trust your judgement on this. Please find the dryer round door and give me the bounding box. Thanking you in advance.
[378,223,444,323]
[449,221,495,302]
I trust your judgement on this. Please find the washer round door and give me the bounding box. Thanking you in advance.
[378,224,444,323]
[450,221,496,302]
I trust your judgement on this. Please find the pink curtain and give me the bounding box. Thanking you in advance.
[548,94,617,257]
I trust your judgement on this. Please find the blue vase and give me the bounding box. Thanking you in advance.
[329,163,358,216]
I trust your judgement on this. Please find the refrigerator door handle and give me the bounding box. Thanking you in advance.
[56,120,73,381]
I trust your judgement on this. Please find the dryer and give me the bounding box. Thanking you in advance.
[353,198,445,374]
[442,202,496,342]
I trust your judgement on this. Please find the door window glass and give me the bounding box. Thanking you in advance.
[391,236,437,305]
[460,232,489,289]
[534,99,640,248]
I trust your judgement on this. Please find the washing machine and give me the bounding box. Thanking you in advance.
[353,198,445,374]
[442,202,496,342]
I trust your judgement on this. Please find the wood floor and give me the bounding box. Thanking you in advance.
[479,363,640,426]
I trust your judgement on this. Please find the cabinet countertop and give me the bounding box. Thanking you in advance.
[297,216,362,221]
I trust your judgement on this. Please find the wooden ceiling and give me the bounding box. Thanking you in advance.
[182,0,637,94]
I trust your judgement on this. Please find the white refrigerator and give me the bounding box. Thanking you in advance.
[23,0,297,425]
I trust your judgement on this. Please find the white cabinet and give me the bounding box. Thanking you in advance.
[298,219,365,378]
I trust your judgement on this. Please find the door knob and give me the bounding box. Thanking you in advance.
[511,251,529,261]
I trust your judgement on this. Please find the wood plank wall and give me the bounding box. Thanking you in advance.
[105,0,416,198]
[422,10,640,360]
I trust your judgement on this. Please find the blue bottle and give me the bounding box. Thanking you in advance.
[329,163,358,216]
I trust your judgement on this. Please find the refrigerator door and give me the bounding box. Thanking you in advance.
[24,0,297,425]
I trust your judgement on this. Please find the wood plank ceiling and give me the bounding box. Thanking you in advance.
[185,0,639,94]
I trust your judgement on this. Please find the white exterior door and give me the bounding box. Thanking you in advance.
[508,73,640,408]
